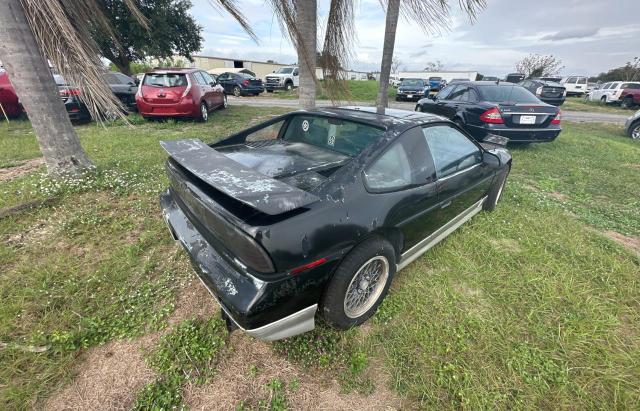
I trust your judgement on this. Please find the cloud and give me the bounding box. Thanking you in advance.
[541,27,599,41]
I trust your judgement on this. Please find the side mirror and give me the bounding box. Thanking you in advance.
[209,81,216,86]
[133,78,140,86]
[482,151,501,167]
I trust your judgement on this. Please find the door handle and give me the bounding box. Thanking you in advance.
[440,201,451,209]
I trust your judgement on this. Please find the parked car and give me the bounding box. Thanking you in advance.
[561,76,588,96]
[159,106,512,340]
[450,78,471,84]
[0,69,22,117]
[505,73,525,83]
[586,81,640,105]
[135,68,227,122]
[54,74,92,122]
[519,79,566,106]
[624,109,640,139]
[395,78,428,101]
[216,72,264,97]
[539,76,563,83]
[104,71,138,111]
[482,76,499,82]
[389,76,401,87]
[428,76,446,91]
[620,83,640,108]
[415,81,561,144]
[265,67,299,92]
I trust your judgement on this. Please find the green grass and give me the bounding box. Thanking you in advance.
[562,96,634,114]
[266,80,396,102]
[1,109,639,409]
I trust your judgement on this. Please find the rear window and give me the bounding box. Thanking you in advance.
[401,79,425,87]
[283,115,384,157]
[143,73,188,87]
[621,83,640,89]
[237,73,255,79]
[477,85,540,103]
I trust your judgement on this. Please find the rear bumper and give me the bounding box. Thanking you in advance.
[64,100,91,121]
[240,86,264,95]
[540,96,565,106]
[136,98,198,118]
[468,124,561,143]
[159,189,329,340]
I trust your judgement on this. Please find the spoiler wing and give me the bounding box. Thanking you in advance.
[160,139,319,215]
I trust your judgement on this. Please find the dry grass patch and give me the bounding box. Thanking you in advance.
[604,231,640,255]
[0,157,44,182]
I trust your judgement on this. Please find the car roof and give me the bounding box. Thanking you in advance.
[147,68,198,74]
[301,106,446,130]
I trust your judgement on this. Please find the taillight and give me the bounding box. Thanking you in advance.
[242,79,250,86]
[480,107,504,124]
[551,111,561,125]
[59,88,80,97]
[181,84,191,98]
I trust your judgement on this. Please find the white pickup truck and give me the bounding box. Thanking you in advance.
[264,67,299,92]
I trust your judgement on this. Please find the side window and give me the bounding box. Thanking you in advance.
[423,125,482,179]
[602,82,611,89]
[104,73,120,84]
[364,128,433,192]
[577,77,587,84]
[566,77,577,84]
[217,73,227,81]
[193,72,207,86]
[448,86,466,101]
[436,84,456,100]
[292,68,299,76]
[202,72,215,84]
[467,88,479,102]
[245,119,286,142]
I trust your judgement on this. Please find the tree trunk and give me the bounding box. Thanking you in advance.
[295,0,317,109]
[0,0,94,175]
[376,0,400,114]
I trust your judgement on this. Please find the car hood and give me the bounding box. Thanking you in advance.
[266,73,290,78]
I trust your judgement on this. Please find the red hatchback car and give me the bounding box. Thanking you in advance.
[136,68,227,121]
[0,69,22,118]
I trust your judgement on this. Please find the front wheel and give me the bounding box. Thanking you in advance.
[321,237,395,330]
[285,82,293,91]
[233,86,242,97]
[601,96,607,104]
[630,121,640,140]
[221,94,228,109]
[483,165,510,211]
[621,97,635,109]
[198,102,208,122]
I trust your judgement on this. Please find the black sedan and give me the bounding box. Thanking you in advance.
[395,78,428,101]
[159,107,512,340]
[519,79,566,106]
[104,71,138,111]
[54,74,91,122]
[415,81,562,144]
[217,72,264,96]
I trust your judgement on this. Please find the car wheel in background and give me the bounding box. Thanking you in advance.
[285,82,293,91]
[266,89,274,93]
[630,121,640,140]
[621,97,635,109]
[601,96,607,104]
[483,165,510,212]
[321,237,396,330]
[233,86,241,97]
[222,94,228,109]
[198,102,208,122]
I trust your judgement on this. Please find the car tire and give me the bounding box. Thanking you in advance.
[629,121,640,140]
[221,94,228,109]
[621,97,635,109]
[266,89,274,93]
[198,101,208,122]
[285,82,293,91]
[321,237,396,330]
[415,104,421,112]
[483,165,510,212]
[233,86,242,97]
[601,96,607,104]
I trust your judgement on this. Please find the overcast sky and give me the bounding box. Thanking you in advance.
[190,0,640,77]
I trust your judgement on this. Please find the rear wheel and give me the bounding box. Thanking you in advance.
[233,86,242,97]
[601,96,607,104]
[266,89,274,93]
[630,121,640,140]
[285,82,293,91]
[198,102,208,122]
[483,165,510,211]
[321,237,395,330]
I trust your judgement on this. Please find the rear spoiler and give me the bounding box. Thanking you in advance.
[160,139,319,215]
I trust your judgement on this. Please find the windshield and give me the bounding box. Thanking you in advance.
[275,68,294,74]
[283,115,385,157]
[477,85,540,103]
[401,79,424,87]
[143,73,187,87]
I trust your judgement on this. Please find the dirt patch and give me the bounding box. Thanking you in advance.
[548,191,568,202]
[625,163,640,170]
[184,334,402,410]
[453,282,491,316]
[0,157,44,182]
[168,279,219,325]
[604,231,640,255]
[489,238,523,253]
[44,337,157,411]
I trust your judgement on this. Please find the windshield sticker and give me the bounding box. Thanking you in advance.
[302,120,310,132]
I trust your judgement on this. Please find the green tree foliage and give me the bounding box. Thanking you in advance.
[94,0,202,75]
[590,57,640,82]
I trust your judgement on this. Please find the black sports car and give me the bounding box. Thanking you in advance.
[160,107,512,340]
[415,81,562,144]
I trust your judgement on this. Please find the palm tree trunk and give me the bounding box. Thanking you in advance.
[376,0,401,114]
[0,0,93,175]
[295,0,317,109]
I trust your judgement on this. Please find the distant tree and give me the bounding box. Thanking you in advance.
[391,57,402,74]
[515,53,564,78]
[423,60,443,71]
[590,57,640,82]
[93,0,202,76]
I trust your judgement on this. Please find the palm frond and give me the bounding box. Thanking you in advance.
[19,0,148,123]
[382,0,486,35]
[207,0,258,42]
[321,0,356,101]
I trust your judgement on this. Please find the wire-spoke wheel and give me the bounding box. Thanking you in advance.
[199,102,208,122]
[321,237,396,330]
[344,256,389,319]
[631,123,640,140]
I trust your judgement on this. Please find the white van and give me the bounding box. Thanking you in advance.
[561,76,589,96]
